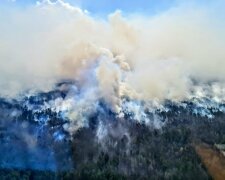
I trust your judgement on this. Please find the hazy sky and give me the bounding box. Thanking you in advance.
[3,0,219,18]
[3,0,179,15]
[67,0,178,15]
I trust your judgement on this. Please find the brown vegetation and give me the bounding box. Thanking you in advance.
[194,143,225,180]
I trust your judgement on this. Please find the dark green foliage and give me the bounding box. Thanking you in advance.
[0,169,56,180]
[70,118,212,180]
[1,112,225,179]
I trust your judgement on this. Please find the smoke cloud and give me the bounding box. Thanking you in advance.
[1,0,225,131]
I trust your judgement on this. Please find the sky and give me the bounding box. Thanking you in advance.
[3,0,179,15]
[67,0,178,15]
[3,0,217,17]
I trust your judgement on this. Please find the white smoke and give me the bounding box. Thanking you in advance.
[1,0,225,133]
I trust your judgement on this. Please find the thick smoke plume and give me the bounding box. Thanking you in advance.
[1,0,225,133]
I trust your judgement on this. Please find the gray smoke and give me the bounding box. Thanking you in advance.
[0,0,225,133]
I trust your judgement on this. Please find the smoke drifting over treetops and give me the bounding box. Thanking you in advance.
[1,0,225,131]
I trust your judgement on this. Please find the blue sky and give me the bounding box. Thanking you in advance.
[4,0,179,15]
[68,0,178,15]
[3,0,219,18]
